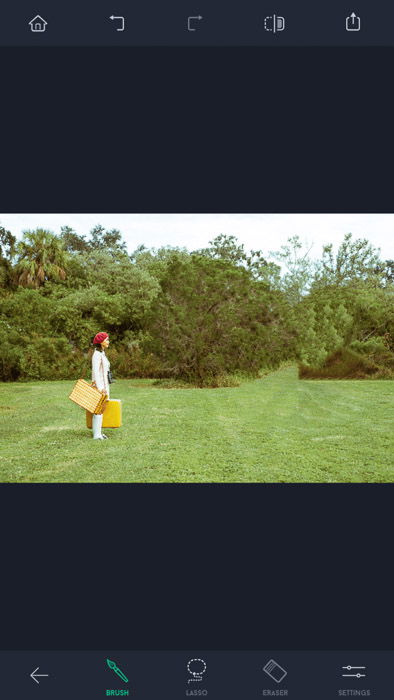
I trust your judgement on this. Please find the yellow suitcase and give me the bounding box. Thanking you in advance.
[86,399,122,429]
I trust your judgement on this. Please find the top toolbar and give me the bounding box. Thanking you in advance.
[1,0,394,46]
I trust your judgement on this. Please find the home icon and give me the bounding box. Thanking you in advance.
[29,15,48,32]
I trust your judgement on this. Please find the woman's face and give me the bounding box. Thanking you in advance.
[102,337,110,349]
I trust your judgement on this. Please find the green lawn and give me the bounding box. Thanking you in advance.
[0,367,393,482]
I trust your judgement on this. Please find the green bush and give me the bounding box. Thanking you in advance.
[153,372,241,389]
[145,254,286,383]
[298,347,383,379]
[349,337,394,372]
[349,337,386,354]
[18,336,85,380]
[2,229,394,384]
[0,331,86,381]
[0,343,23,381]
[107,344,164,379]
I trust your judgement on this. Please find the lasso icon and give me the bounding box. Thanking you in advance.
[187,658,207,683]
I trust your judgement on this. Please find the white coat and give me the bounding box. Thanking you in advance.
[92,349,110,397]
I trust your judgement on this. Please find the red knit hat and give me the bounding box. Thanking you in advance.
[93,332,109,345]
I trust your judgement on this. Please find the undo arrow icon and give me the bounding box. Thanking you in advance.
[109,15,125,31]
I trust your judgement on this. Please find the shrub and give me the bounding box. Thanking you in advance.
[349,337,394,372]
[107,344,164,378]
[0,332,86,381]
[0,343,23,381]
[145,254,285,384]
[298,347,382,379]
[18,337,85,380]
[153,372,241,389]
[349,337,387,355]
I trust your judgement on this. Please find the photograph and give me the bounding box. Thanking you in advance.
[0,213,393,483]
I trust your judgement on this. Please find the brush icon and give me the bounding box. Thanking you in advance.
[106,658,129,683]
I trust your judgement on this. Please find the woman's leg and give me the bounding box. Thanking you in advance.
[92,413,103,439]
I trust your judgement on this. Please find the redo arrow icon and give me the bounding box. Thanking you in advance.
[188,15,203,31]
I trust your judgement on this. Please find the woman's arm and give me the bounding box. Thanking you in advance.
[92,352,105,390]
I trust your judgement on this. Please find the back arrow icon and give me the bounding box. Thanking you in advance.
[30,667,49,684]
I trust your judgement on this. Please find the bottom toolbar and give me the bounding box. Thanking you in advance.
[1,650,393,699]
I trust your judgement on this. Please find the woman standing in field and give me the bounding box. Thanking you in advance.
[91,331,111,440]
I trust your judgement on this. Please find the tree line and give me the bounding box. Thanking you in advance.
[1,223,394,384]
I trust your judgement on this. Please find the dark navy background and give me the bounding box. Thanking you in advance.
[1,484,393,649]
[1,47,393,652]
[1,48,393,213]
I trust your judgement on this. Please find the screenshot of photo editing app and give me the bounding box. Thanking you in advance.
[0,1,393,698]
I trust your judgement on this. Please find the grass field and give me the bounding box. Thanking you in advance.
[0,367,393,482]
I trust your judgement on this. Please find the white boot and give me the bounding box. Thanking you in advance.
[92,413,103,439]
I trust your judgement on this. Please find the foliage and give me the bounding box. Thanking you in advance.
[89,224,127,254]
[313,232,383,287]
[59,226,91,253]
[0,225,17,289]
[1,226,393,383]
[0,342,23,381]
[152,372,242,388]
[271,235,315,304]
[299,348,381,379]
[15,229,68,288]
[0,225,16,261]
[144,253,286,385]
[294,298,354,367]
[299,344,394,379]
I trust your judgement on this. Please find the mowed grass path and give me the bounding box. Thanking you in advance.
[0,367,393,482]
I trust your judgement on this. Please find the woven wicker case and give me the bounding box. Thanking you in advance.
[69,379,108,414]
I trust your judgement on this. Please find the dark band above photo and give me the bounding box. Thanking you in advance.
[1,213,393,483]
[0,0,391,47]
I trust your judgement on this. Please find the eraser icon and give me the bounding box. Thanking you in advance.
[263,659,287,684]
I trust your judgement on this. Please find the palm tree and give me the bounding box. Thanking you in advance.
[15,229,68,288]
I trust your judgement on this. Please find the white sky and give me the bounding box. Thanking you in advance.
[1,213,394,261]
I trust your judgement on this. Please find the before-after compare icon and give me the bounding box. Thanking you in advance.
[264,15,286,34]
